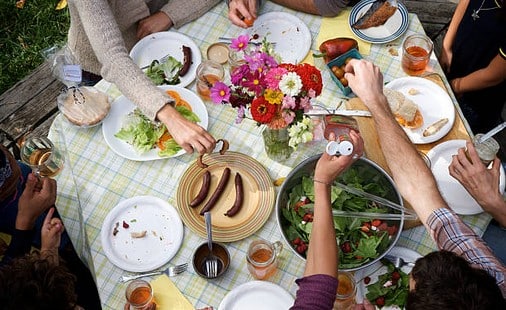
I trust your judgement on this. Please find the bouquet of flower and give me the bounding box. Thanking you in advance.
[210,35,323,149]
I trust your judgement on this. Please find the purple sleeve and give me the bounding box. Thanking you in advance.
[290,274,338,309]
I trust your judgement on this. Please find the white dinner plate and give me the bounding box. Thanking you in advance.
[246,12,311,64]
[100,196,184,272]
[427,139,506,215]
[129,31,202,87]
[354,246,422,307]
[349,0,409,44]
[101,85,208,161]
[218,281,294,310]
[385,77,455,144]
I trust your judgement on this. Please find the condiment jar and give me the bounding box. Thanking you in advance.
[472,134,500,166]
[333,271,356,310]
[124,279,156,310]
[246,239,283,280]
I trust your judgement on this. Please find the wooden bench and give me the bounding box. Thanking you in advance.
[0,0,458,159]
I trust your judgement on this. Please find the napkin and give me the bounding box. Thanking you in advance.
[317,8,371,56]
[151,275,193,310]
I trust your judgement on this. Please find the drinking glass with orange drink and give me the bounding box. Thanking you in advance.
[333,271,357,310]
[196,60,224,101]
[124,279,156,310]
[20,136,64,178]
[246,239,283,280]
[401,34,433,76]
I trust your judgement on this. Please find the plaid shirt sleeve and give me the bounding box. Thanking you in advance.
[428,208,506,297]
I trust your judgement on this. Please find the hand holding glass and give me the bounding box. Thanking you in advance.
[20,137,64,177]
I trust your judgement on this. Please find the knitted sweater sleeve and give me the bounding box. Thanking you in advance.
[68,0,173,120]
[160,0,221,28]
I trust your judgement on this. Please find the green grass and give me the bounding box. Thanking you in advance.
[0,1,69,94]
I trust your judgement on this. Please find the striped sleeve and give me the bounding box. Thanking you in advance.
[427,208,506,297]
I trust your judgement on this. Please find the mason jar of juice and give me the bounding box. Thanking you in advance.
[246,239,283,280]
[196,60,224,101]
[333,271,357,310]
[124,279,156,310]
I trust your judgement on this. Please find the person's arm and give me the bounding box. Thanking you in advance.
[450,53,506,96]
[291,132,363,310]
[3,174,57,262]
[449,142,506,227]
[69,0,216,154]
[344,59,447,228]
[304,130,363,277]
[440,0,469,72]
[160,0,221,28]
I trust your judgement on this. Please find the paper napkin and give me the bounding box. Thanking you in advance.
[317,8,371,56]
[151,275,193,310]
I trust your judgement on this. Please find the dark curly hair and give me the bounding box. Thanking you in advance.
[0,252,78,310]
[406,250,505,310]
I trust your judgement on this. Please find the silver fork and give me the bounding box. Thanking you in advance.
[119,263,188,282]
[204,212,219,278]
[140,53,171,70]
[384,255,415,269]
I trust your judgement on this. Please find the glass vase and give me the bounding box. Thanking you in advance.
[262,127,293,162]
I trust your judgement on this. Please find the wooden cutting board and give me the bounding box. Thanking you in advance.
[346,73,471,229]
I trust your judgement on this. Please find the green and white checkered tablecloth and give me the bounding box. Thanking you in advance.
[48,2,491,309]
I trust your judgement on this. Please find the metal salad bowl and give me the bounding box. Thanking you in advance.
[276,154,405,272]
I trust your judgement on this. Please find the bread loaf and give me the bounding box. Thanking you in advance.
[59,87,111,127]
[384,88,424,129]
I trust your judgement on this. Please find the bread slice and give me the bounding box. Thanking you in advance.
[352,0,397,30]
[384,87,424,129]
[59,87,111,127]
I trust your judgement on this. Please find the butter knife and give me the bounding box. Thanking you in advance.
[305,109,372,117]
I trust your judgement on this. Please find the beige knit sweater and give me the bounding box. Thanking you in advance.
[67,0,220,120]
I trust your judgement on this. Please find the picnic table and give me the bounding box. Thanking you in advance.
[43,2,495,309]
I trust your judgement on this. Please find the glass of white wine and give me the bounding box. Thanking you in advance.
[20,137,64,178]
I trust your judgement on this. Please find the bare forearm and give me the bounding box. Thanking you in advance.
[443,0,469,50]
[369,96,447,226]
[451,55,506,94]
[304,182,338,277]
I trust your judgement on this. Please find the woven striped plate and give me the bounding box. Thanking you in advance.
[176,151,275,242]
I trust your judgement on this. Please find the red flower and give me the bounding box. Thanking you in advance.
[250,96,277,124]
[295,63,323,96]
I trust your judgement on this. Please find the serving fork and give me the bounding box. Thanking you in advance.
[119,262,188,282]
[384,255,415,269]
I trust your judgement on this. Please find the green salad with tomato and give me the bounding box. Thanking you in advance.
[364,260,410,308]
[280,164,401,269]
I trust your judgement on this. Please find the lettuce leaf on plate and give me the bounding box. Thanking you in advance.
[115,109,165,154]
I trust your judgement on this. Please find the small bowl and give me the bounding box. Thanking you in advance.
[192,242,230,279]
[327,48,363,96]
[206,43,230,65]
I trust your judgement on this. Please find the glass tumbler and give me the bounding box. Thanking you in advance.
[125,279,155,310]
[333,271,357,310]
[20,136,64,178]
[401,34,433,76]
[196,60,224,101]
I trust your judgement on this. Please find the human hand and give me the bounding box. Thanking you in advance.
[344,59,387,111]
[156,105,216,154]
[228,0,258,28]
[137,12,173,39]
[314,131,364,185]
[439,46,452,74]
[41,207,64,261]
[16,173,57,230]
[449,142,503,210]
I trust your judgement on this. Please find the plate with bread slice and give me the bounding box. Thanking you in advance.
[349,0,409,44]
[384,77,455,144]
